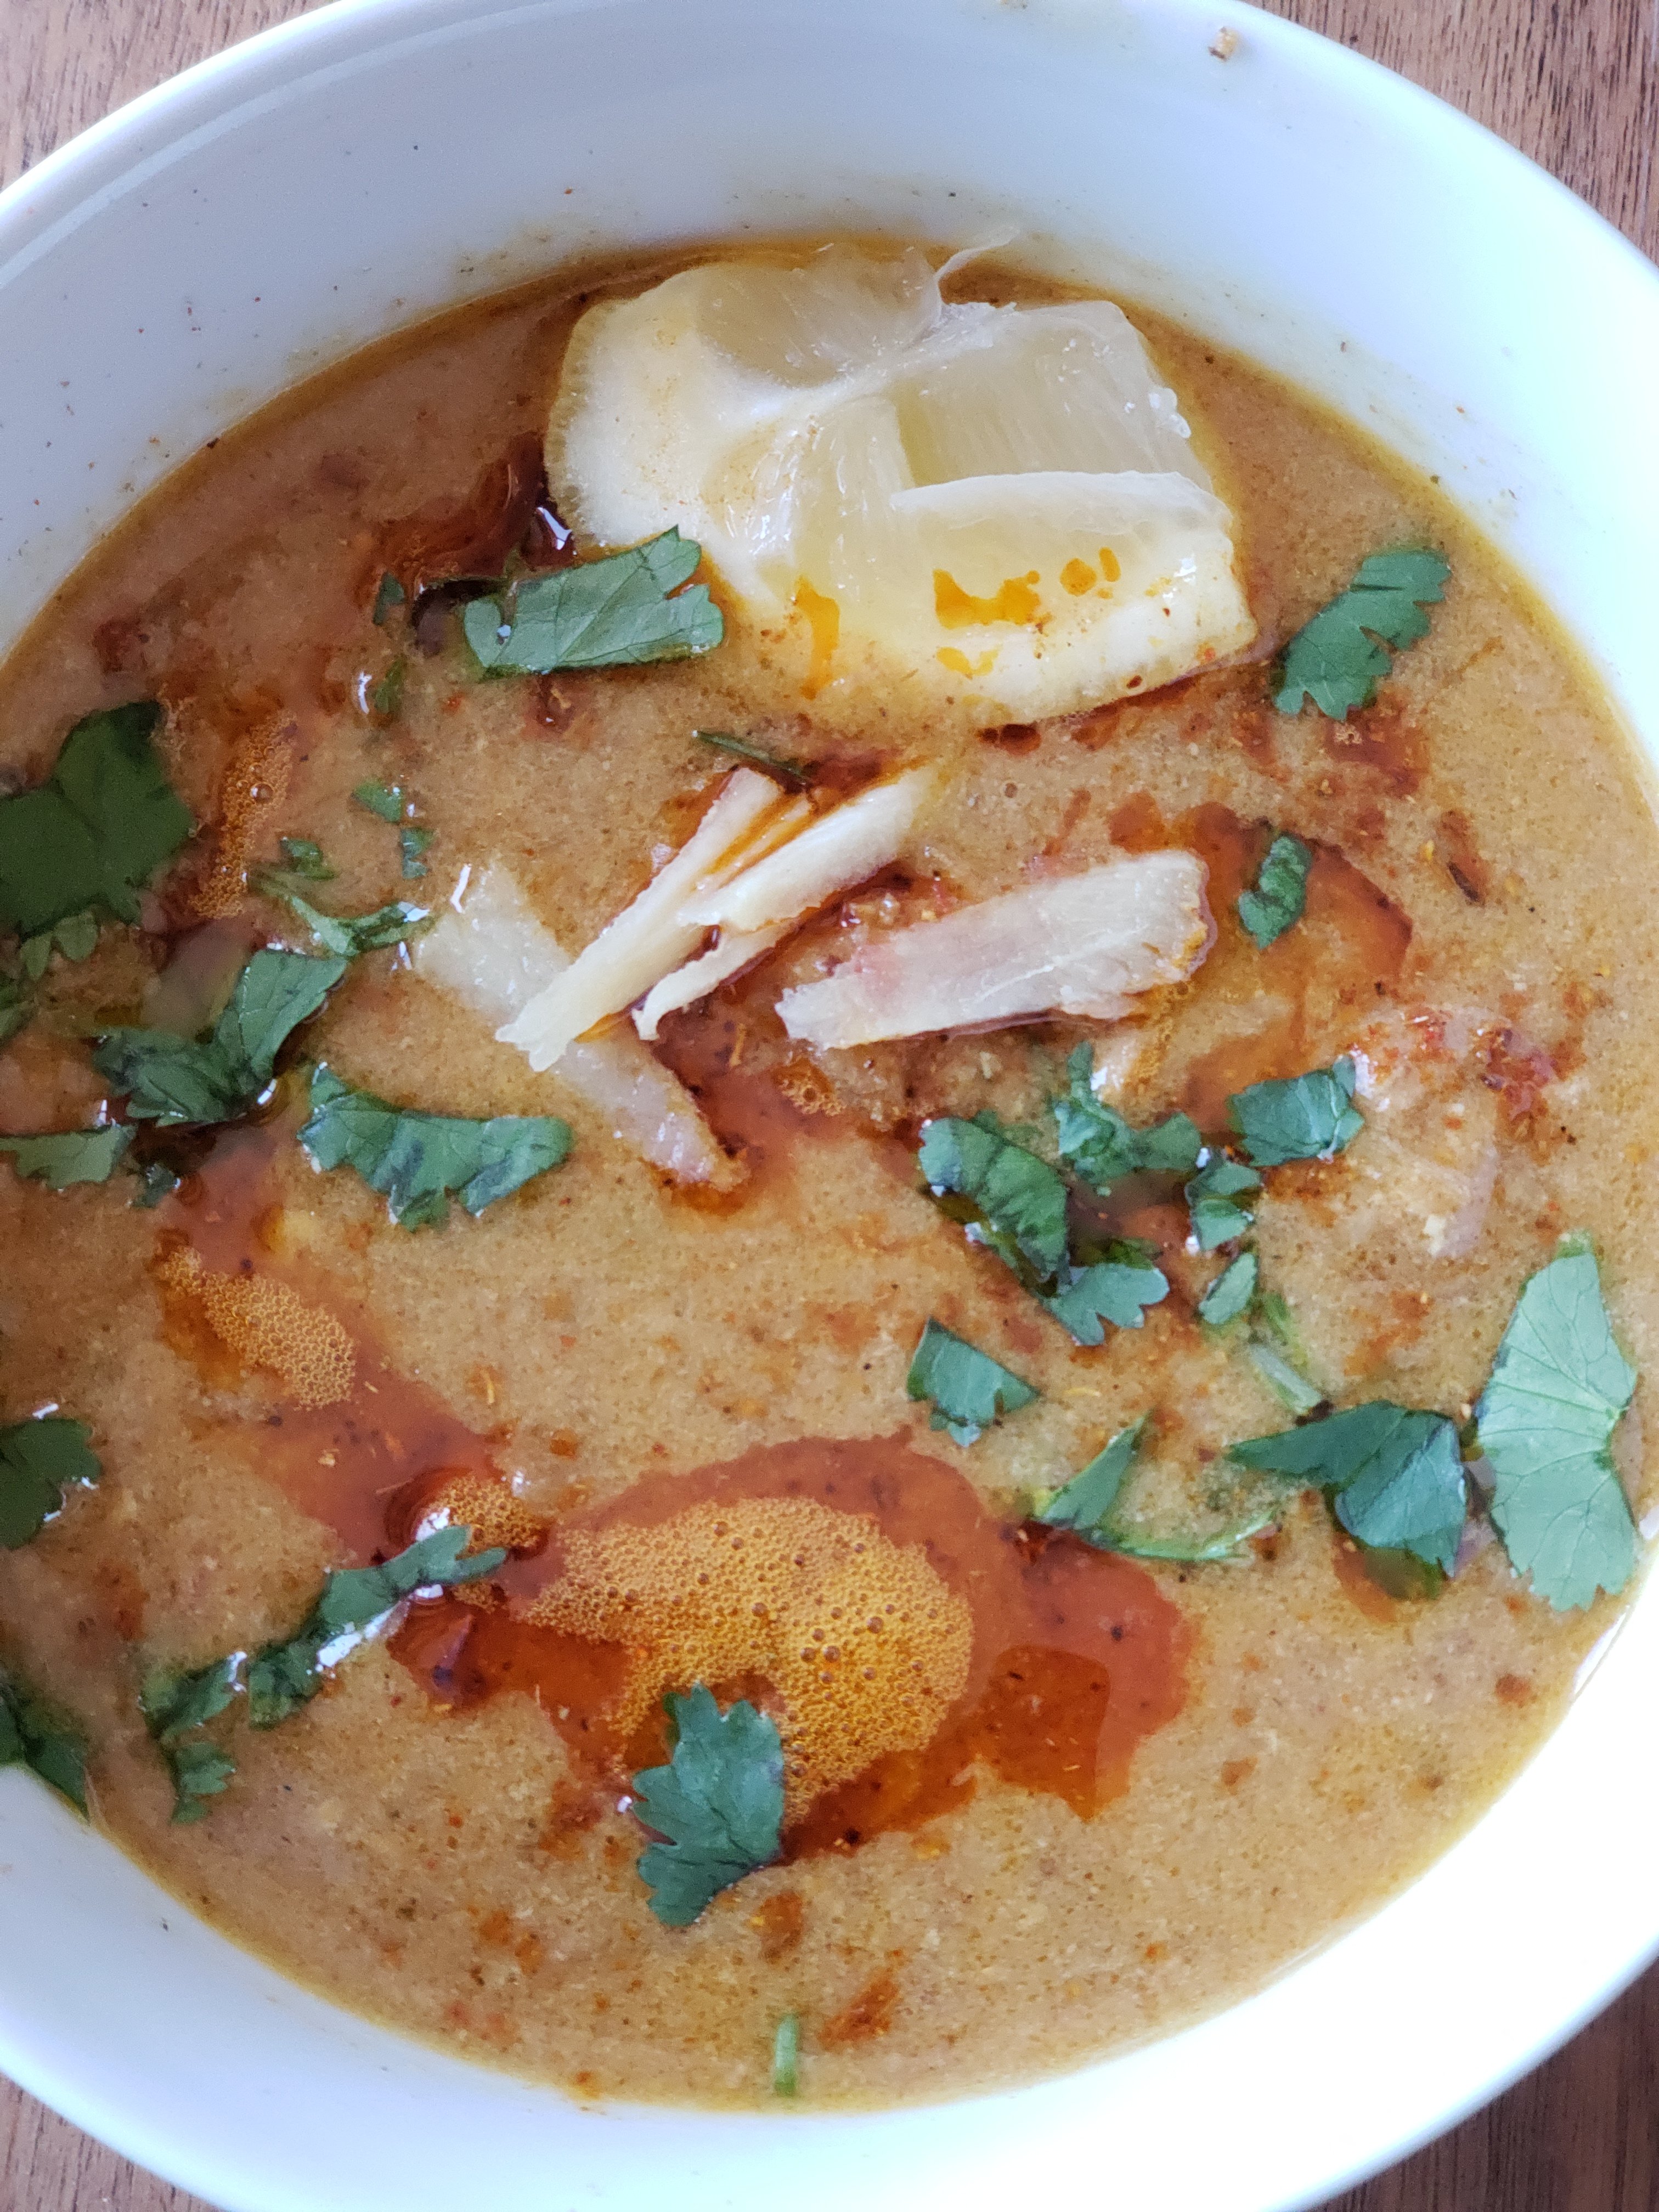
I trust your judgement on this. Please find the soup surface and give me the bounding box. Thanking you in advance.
[0,245,1653,2110]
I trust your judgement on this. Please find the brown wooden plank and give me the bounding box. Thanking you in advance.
[0,3,1652,2208]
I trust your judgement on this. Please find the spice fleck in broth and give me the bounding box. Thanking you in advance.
[0,243,1652,2108]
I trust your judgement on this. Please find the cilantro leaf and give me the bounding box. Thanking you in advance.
[1053,1044,1201,1188]
[631,1685,783,1927]
[259,880,432,959]
[0,1126,132,1189]
[0,703,193,937]
[141,1655,245,1822]
[918,1115,1069,1280]
[1035,1417,1279,1562]
[0,1671,86,1814]
[0,977,30,1045]
[464,530,724,674]
[247,1525,505,1728]
[371,573,405,626]
[1198,1249,1258,1328]
[95,949,346,1125]
[399,826,432,879]
[906,1317,1039,1447]
[1040,1260,1168,1345]
[1475,1248,1638,1611]
[771,2012,802,2098]
[352,780,407,823]
[1237,832,1311,949]
[1228,1057,1363,1167]
[696,729,810,788]
[299,1065,573,1229]
[369,658,407,721]
[1244,1339,1325,1416]
[1276,548,1451,719]
[1186,1155,1261,1250]
[1229,1401,1467,1572]
[277,836,335,881]
[22,911,99,975]
[0,1416,100,1549]
[166,1740,238,1821]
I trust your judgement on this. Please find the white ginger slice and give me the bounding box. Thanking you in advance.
[777,849,1212,1048]
[414,867,735,1186]
[633,924,790,1041]
[498,768,786,1071]
[548,245,1256,721]
[680,768,934,933]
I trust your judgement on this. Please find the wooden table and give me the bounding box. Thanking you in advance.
[2,2,1656,2206]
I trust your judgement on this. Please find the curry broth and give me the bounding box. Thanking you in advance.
[0,249,1652,2108]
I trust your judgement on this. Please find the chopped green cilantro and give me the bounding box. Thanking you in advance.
[247,1525,505,1729]
[1244,1340,1324,1417]
[1475,1246,1639,1611]
[299,1065,573,1229]
[0,703,193,939]
[278,836,335,882]
[1053,1044,1201,1189]
[1185,1155,1261,1250]
[1276,548,1451,719]
[399,825,433,879]
[1034,1418,1278,1563]
[0,1417,100,1549]
[1237,832,1311,949]
[129,1160,181,1209]
[906,1318,1038,1447]
[1228,1057,1363,1167]
[771,2011,802,2097]
[95,949,346,1125]
[141,1655,245,1824]
[630,1685,783,1927]
[259,879,432,959]
[1040,1260,1168,1346]
[368,657,407,720]
[0,1127,133,1189]
[352,780,408,823]
[22,911,99,976]
[1229,1401,1468,1573]
[166,1740,238,1820]
[918,1114,1068,1282]
[696,730,810,787]
[464,529,724,675]
[1198,1249,1258,1328]
[371,573,406,626]
[0,977,30,1045]
[0,1670,86,1814]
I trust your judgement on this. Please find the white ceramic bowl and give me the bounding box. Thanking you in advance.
[2,5,1656,2208]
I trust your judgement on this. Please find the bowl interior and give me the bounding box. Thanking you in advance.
[1,4,1656,2209]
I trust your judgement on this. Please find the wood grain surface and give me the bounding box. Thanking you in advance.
[1,3,1655,2208]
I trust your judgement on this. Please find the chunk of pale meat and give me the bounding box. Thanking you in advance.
[776,849,1212,1047]
[413,866,737,1186]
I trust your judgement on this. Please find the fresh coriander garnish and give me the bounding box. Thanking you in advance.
[1475,1245,1639,1611]
[918,1114,1068,1282]
[0,1669,87,1814]
[247,1526,506,1729]
[1276,548,1451,719]
[1228,1057,1363,1167]
[1237,832,1311,949]
[95,949,346,1126]
[0,1416,100,1549]
[1185,1156,1261,1250]
[1034,1417,1279,1563]
[695,730,810,787]
[368,657,407,720]
[257,879,432,959]
[1197,1249,1258,1328]
[464,529,723,675]
[771,2011,802,2097]
[21,911,99,977]
[906,1318,1039,1447]
[1040,1259,1167,1345]
[278,836,335,882]
[1229,1401,1468,1573]
[352,780,408,823]
[0,977,30,1045]
[399,825,433,879]
[630,1684,783,1928]
[141,1655,245,1824]
[299,1065,573,1229]
[0,703,193,940]
[0,1127,133,1189]
[1052,1044,1201,1189]
[1244,1340,1324,1417]
[371,572,406,626]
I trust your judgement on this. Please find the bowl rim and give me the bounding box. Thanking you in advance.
[1,4,1657,2209]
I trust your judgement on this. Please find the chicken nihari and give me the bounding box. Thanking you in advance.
[0,243,1652,2107]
